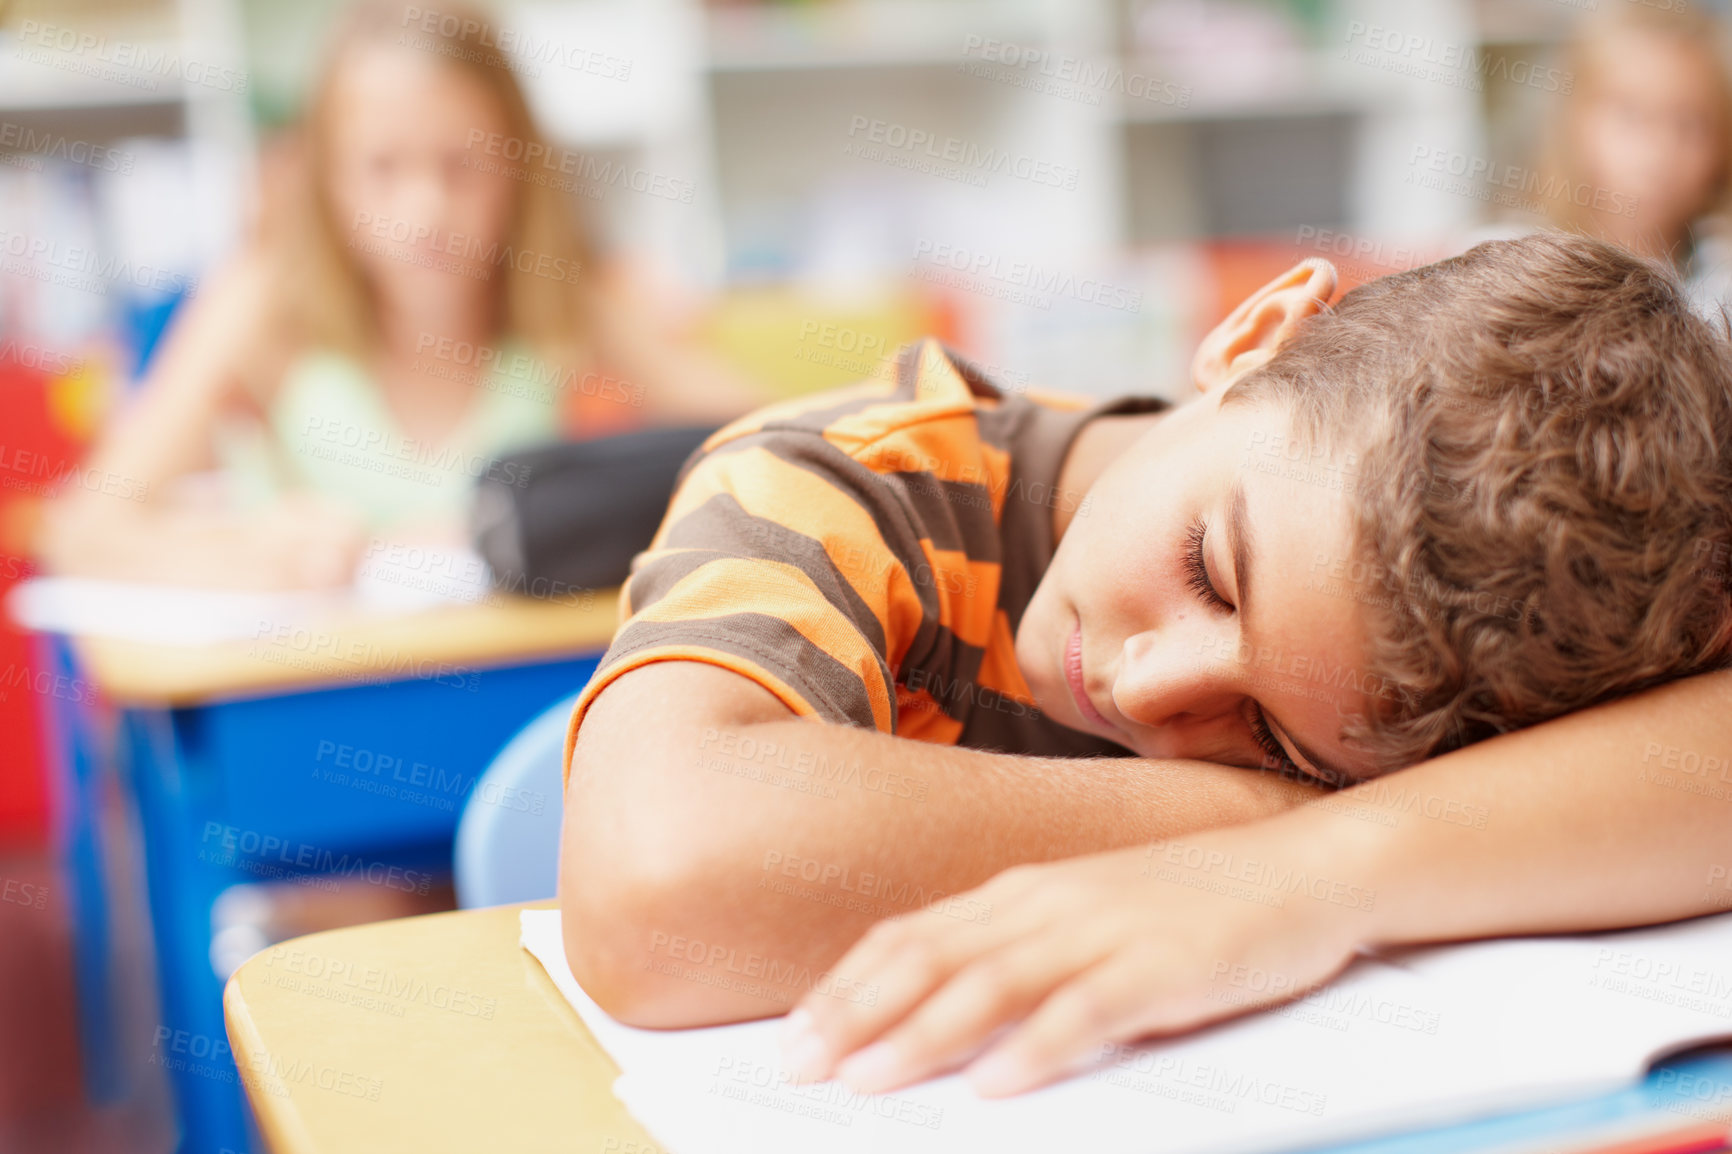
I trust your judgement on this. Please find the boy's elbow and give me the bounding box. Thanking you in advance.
[557,794,738,1027]
[558,864,681,1026]
[557,680,802,1026]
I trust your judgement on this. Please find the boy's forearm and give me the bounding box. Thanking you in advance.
[563,672,1320,1025]
[1265,669,1732,948]
[694,715,1318,873]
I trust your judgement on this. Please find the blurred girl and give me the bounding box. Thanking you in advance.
[42,0,759,588]
[1539,5,1732,312]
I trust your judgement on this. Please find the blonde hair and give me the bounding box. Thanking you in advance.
[1541,6,1732,233]
[268,0,593,371]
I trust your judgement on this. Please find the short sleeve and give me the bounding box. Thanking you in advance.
[563,427,932,779]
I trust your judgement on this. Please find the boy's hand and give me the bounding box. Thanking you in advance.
[780,831,1369,1098]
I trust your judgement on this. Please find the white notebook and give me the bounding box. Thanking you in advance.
[520,908,1732,1154]
[6,550,493,646]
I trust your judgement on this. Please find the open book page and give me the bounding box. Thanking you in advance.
[520,909,1732,1154]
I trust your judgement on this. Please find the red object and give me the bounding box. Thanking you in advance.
[0,354,85,849]
[566,372,648,440]
[1197,234,1455,337]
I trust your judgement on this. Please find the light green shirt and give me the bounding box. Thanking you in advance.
[219,344,561,528]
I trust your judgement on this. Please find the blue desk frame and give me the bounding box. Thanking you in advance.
[53,637,598,1154]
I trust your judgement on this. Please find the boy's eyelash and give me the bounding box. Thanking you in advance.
[1185,520,1302,780]
[1248,706,1301,775]
[1183,518,1233,612]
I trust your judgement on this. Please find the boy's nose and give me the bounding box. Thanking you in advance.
[1112,627,1246,733]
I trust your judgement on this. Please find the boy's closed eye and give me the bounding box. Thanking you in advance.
[1184,509,1345,788]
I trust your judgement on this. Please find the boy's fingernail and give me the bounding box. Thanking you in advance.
[966,1049,1029,1097]
[781,1007,813,1040]
[780,1009,828,1080]
[836,1041,904,1093]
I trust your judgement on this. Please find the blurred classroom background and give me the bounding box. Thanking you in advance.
[2,0,1729,1151]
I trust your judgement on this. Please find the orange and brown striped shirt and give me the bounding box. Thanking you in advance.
[566,339,1166,767]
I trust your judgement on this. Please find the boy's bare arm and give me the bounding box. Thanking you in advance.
[557,661,1322,1027]
[1333,664,1732,941]
[779,666,1732,1096]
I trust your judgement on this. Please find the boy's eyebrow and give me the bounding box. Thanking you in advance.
[1227,479,1356,786]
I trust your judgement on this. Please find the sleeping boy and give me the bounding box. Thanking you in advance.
[558,233,1732,1096]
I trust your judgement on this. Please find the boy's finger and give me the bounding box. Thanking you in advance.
[783,911,975,1080]
[785,866,1085,1082]
[834,932,1105,1094]
[966,954,1177,1097]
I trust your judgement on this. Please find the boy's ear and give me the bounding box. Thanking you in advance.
[1191,259,1339,394]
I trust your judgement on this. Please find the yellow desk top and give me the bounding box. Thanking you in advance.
[224,902,660,1154]
[75,591,620,707]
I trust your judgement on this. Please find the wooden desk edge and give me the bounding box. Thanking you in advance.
[222,903,658,1154]
[224,976,321,1154]
[74,591,621,706]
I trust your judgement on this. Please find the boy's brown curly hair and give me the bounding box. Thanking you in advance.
[1227,232,1732,770]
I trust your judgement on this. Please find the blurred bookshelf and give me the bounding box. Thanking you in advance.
[703,0,1057,72]
[668,0,1484,395]
[0,0,1536,405]
[0,0,254,363]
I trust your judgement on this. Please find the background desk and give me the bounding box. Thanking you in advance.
[224,903,658,1154]
[47,595,617,1154]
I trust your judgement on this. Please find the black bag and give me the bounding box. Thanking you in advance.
[471,425,717,594]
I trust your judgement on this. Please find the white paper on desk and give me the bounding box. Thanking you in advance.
[7,577,339,645]
[521,909,1732,1154]
[8,549,495,645]
[351,545,496,613]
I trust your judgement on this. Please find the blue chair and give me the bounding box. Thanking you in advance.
[454,692,579,907]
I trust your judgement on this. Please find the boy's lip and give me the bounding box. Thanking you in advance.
[1065,623,1113,730]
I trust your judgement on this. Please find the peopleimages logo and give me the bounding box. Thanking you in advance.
[0,122,134,173]
[398,6,632,80]
[0,229,199,298]
[846,116,1080,190]
[959,35,1191,109]
[348,210,585,284]
[911,239,1142,313]
[464,131,695,204]
[14,20,249,93]
[1407,145,1638,218]
[1342,21,1572,94]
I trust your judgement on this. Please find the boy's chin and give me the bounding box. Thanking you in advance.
[1011,631,1089,737]
[1047,712,1104,739]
